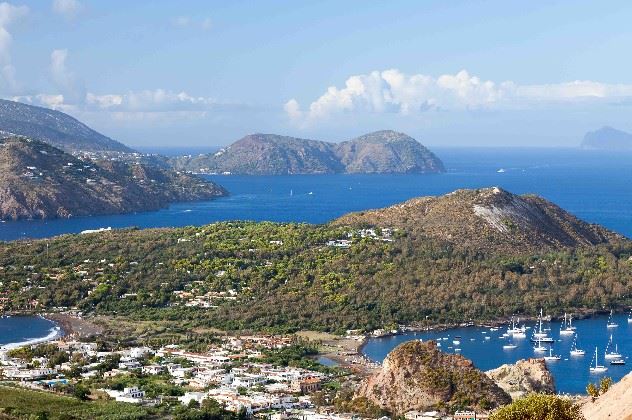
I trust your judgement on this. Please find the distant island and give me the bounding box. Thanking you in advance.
[581,126,632,150]
[170,130,445,175]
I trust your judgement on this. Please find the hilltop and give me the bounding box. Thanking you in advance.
[170,130,445,175]
[581,126,632,151]
[0,136,227,220]
[355,341,511,413]
[334,187,621,253]
[1,188,630,332]
[0,99,132,153]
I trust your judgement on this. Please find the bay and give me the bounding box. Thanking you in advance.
[0,316,62,349]
[0,148,631,241]
[362,314,632,395]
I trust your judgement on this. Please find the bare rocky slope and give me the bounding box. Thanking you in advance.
[170,130,445,175]
[334,187,621,253]
[0,136,227,220]
[355,340,511,414]
[581,370,632,419]
[485,358,555,400]
[0,99,132,153]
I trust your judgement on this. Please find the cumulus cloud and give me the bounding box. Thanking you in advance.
[0,2,28,93]
[52,0,81,20]
[285,69,632,122]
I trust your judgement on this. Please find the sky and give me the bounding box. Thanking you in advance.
[2,0,632,148]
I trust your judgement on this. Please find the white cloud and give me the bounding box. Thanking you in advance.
[0,2,28,93]
[173,16,212,31]
[52,0,81,20]
[286,69,632,123]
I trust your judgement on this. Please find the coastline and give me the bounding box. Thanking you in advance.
[0,315,64,350]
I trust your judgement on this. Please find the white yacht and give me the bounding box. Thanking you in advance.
[544,348,561,361]
[559,313,575,336]
[570,336,585,356]
[590,347,608,373]
[533,337,547,353]
[606,310,618,329]
[604,334,622,359]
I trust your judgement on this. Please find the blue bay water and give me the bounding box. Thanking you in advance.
[0,148,631,241]
[362,314,632,395]
[0,316,60,348]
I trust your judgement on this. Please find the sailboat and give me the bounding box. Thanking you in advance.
[544,347,561,361]
[533,336,547,352]
[570,336,585,356]
[533,310,546,338]
[503,340,517,350]
[606,310,619,328]
[560,313,575,336]
[590,347,608,373]
[604,334,622,359]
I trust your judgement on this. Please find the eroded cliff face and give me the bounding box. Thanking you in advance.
[355,340,511,414]
[486,358,555,400]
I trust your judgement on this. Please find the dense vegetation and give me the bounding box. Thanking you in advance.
[2,219,631,334]
[489,393,585,420]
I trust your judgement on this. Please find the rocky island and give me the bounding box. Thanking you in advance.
[581,126,632,151]
[170,130,445,175]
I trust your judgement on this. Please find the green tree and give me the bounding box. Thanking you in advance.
[490,393,584,420]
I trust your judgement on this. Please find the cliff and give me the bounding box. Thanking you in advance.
[486,358,555,400]
[355,340,511,414]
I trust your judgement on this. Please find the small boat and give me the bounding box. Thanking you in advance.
[503,342,517,350]
[484,336,491,340]
[607,310,618,328]
[497,168,506,173]
[544,348,561,361]
[454,348,461,352]
[533,337,547,353]
[604,335,622,359]
[570,336,585,357]
[590,347,608,373]
[628,310,632,323]
[452,340,461,345]
[610,359,626,366]
[560,313,575,336]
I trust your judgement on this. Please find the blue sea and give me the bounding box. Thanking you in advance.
[0,316,61,349]
[1,148,631,241]
[1,147,631,394]
[363,314,632,395]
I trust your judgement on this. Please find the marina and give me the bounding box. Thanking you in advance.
[363,313,632,394]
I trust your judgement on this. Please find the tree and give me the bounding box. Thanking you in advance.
[586,383,599,399]
[490,393,585,420]
[73,384,91,401]
[599,377,613,394]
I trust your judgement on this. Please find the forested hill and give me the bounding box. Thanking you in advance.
[0,136,227,220]
[0,99,132,153]
[170,130,445,175]
[334,187,622,253]
[1,188,631,335]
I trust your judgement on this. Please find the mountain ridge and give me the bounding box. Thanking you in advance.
[0,99,132,153]
[0,136,227,220]
[170,130,445,175]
